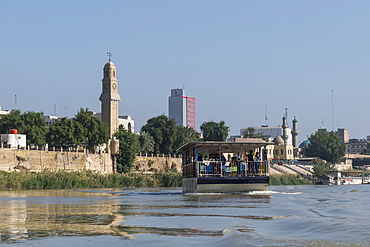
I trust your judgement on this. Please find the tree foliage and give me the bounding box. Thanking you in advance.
[242,127,256,138]
[200,120,229,141]
[0,110,47,146]
[74,108,110,152]
[0,108,110,151]
[114,125,139,173]
[312,162,336,177]
[140,115,200,154]
[175,126,201,148]
[22,111,47,146]
[138,131,155,153]
[46,118,86,147]
[140,115,178,154]
[0,110,24,134]
[242,126,266,140]
[303,131,345,164]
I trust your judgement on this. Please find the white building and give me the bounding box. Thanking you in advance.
[94,113,135,132]
[0,106,10,116]
[0,133,26,149]
[118,115,135,132]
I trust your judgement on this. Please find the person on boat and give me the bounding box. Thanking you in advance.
[247,150,254,174]
[254,152,261,174]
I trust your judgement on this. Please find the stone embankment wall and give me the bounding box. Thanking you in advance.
[133,156,182,173]
[0,148,113,173]
[0,148,182,174]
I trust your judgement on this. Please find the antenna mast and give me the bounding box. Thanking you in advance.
[331,90,334,131]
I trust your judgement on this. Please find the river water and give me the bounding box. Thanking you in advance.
[0,185,369,246]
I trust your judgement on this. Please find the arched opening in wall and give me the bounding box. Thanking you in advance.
[128,123,132,131]
[105,71,109,77]
[113,71,116,77]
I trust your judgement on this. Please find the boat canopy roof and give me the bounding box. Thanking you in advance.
[177,141,273,154]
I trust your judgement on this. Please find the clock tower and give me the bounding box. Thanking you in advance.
[99,59,121,137]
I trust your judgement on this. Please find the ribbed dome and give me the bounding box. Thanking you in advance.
[299,140,311,148]
[273,136,284,145]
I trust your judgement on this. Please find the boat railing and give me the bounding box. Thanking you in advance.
[182,160,268,178]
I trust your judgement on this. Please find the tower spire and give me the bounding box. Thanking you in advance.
[292,117,299,148]
[99,58,121,137]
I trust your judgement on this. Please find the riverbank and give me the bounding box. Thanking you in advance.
[0,170,182,190]
[0,171,312,190]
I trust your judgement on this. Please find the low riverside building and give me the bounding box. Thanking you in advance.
[0,130,26,149]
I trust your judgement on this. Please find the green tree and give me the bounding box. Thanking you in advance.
[21,111,47,146]
[74,108,110,152]
[114,125,139,173]
[175,126,201,148]
[46,118,86,147]
[303,131,345,164]
[0,110,24,134]
[312,161,336,177]
[138,131,155,153]
[140,115,178,154]
[242,127,266,140]
[200,120,229,141]
[0,110,47,146]
[243,127,256,138]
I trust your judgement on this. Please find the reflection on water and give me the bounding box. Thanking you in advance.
[1,186,370,246]
[0,189,132,243]
[0,189,272,244]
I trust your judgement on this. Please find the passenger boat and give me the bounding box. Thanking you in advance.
[177,140,273,193]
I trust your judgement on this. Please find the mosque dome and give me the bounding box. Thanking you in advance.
[299,139,311,149]
[273,136,284,145]
[293,118,298,123]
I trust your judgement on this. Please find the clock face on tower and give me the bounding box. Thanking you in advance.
[112,83,117,90]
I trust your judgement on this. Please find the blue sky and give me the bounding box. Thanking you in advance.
[1,1,370,142]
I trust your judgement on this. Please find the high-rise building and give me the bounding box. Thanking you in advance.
[336,128,349,143]
[168,88,196,129]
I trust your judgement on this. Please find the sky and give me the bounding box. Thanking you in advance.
[1,1,370,143]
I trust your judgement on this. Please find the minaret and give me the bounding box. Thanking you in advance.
[99,55,121,137]
[282,116,289,145]
[292,117,299,148]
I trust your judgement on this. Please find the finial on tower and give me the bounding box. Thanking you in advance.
[107,51,113,61]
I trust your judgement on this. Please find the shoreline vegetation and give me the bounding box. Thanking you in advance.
[0,171,312,190]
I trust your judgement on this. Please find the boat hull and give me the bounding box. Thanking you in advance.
[182,176,269,193]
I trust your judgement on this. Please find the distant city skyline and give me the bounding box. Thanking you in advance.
[2,1,370,142]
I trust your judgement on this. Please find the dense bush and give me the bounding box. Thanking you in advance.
[0,171,312,190]
[0,170,182,190]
